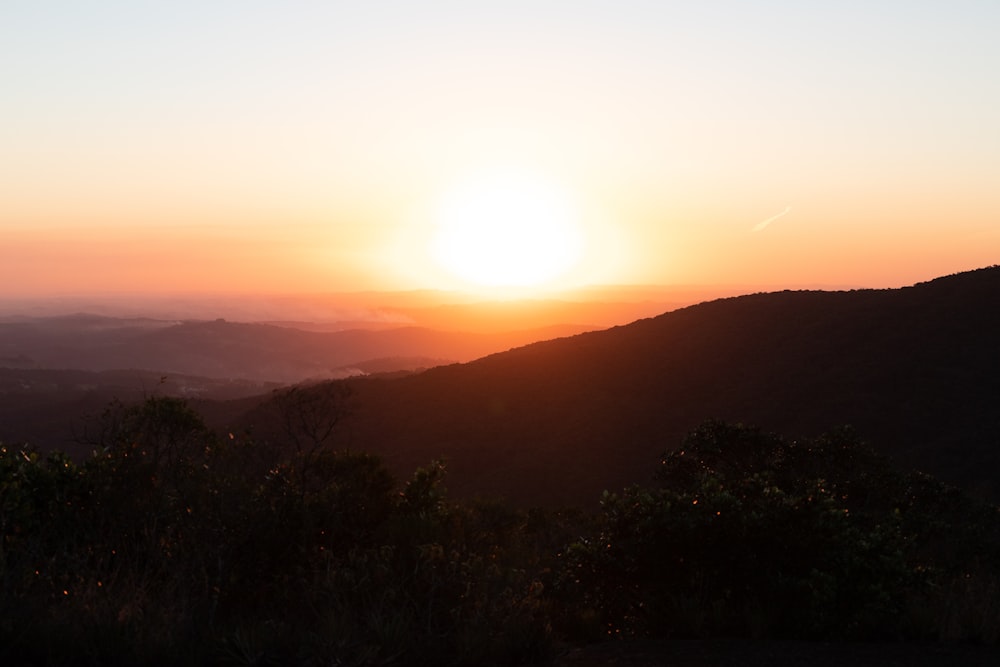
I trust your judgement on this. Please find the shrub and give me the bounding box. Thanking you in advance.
[553,421,997,641]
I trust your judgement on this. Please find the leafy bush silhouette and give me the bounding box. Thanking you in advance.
[554,420,1000,641]
[1,396,559,665]
[3,403,1000,664]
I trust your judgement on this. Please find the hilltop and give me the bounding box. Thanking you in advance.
[240,266,1000,506]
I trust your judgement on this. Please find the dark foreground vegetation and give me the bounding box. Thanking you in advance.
[2,397,999,666]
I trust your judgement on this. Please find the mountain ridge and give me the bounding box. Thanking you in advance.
[288,266,1000,506]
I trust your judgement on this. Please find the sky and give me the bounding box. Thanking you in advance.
[3,1,999,298]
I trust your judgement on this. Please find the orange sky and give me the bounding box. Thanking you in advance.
[2,3,998,299]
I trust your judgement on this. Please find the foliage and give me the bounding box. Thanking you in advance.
[0,396,559,666]
[553,420,1000,642]
[2,405,999,664]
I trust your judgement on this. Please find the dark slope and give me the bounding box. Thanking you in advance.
[320,266,1000,506]
[0,368,280,455]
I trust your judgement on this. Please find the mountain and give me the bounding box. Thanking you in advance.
[0,315,591,383]
[5,267,998,507]
[244,266,1000,507]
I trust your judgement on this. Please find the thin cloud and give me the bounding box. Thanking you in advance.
[753,206,791,232]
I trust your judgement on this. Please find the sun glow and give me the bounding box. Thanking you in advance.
[429,171,583,290]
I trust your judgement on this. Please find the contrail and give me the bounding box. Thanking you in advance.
[753,206,791,232]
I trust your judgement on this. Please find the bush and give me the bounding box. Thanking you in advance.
[554,421,1000,641]
[3,405,999,663]
[1,397,562,665]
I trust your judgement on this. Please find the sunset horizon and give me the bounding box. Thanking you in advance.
[3,2,997,302]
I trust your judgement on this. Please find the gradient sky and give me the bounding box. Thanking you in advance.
[3,1,998,297]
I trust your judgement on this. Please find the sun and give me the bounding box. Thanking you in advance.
[429,171,583,290]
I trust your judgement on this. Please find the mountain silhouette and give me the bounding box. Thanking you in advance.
[0,315,591,383]
[259,266,1000,507]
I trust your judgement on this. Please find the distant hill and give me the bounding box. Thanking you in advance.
[0,314,592,453]
[240,266,1000,507]
[0,315,591,383]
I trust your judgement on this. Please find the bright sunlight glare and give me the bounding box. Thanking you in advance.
[430,171,583,289]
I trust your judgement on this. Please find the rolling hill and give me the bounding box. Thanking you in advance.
[241,266,1000,507]
[4,267,998,508]
[0,314,591,383]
